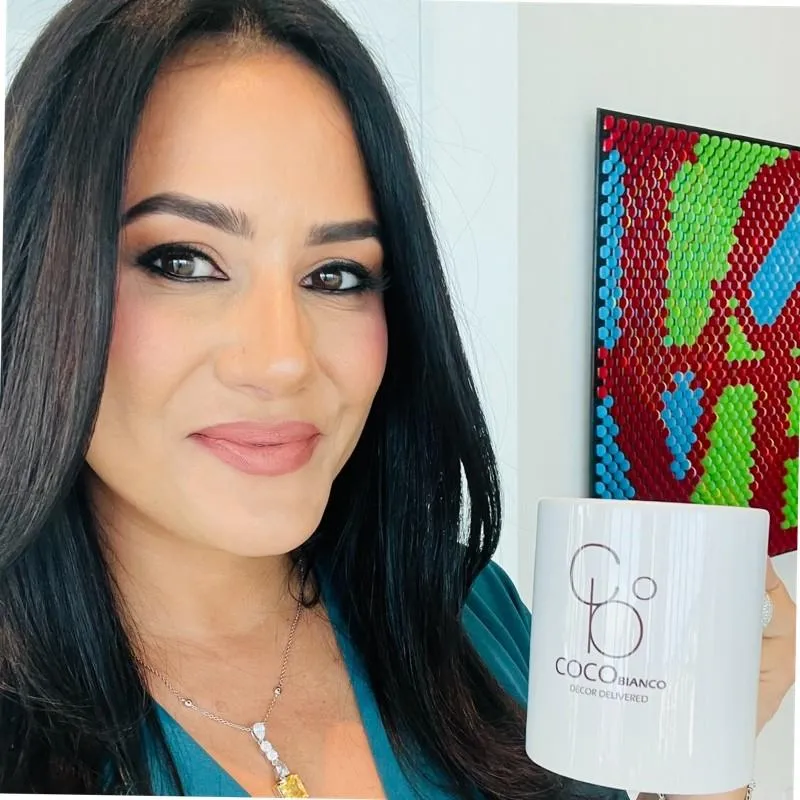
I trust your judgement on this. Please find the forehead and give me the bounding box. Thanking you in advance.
[124,44,374,223]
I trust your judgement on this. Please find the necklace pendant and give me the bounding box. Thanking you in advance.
[250,723,309,798]
[275,773,309,798]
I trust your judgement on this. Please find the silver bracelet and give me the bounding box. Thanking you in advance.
[656,781,755,800]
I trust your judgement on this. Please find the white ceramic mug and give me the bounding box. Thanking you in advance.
[525,497,769,796]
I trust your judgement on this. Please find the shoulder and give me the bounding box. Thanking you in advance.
[462,559,531,705]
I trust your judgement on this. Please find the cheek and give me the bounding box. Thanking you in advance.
[102,278,198,419]
[317,300,388,402]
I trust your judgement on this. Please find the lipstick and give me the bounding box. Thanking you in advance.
[190,421,321,477]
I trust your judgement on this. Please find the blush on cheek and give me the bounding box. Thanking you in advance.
[316,300,387,384]
[107,288,140,367]
[104,276,197,406]
[360,308,389,380]
[345,308,388,396]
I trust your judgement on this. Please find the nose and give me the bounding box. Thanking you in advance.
[214,278,314,399]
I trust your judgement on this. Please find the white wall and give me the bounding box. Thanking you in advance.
[6,0,63,79]
[516,4,799,797]
[420,1,520,576]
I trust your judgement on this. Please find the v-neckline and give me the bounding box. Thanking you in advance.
[156,703,249,796]
[153,576,433,798]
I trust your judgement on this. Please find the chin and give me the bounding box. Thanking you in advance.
[198,506,326,559]
[213,536,312,559]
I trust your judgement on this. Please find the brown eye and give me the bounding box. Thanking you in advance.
[161,254,203,278]
[312,269,344,291]
[302,262,369,293]
[156,253,217,279]
[136,244,224,281]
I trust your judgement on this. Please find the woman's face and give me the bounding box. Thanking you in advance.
[86,44,388,557]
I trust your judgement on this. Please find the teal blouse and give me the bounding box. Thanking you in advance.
[150,560,627,799]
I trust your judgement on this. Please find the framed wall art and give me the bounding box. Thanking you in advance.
[590,109,799,556]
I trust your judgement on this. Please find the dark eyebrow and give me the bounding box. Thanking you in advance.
[121,193,255,238]
[306,220,381,246]
[121,192,380,246]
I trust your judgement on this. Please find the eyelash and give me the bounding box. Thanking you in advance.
[134,243,389,295]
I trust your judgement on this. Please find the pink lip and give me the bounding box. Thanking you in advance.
[190,421,321,477]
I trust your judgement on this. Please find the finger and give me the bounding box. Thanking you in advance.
[765,557,783,593]
[758,636,792,676]
[762,587,796,641]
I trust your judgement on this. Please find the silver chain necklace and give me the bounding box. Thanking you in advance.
[136,594,309,798]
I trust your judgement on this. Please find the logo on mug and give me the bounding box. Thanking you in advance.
[569,543,658,659]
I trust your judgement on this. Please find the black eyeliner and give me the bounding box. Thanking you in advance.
[134,242,225,282]
[133,245,388,293]
[312,260,390,295]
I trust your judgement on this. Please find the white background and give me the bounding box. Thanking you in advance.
[5,1,798,797]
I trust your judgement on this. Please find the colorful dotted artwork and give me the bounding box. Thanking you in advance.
[591,109,799,556]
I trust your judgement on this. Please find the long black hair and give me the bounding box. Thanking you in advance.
[1,0,592,797]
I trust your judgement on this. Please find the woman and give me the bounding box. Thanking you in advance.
[0,0,794,798]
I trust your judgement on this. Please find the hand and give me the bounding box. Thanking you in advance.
[756,557,796,734]
[638,558,796,800]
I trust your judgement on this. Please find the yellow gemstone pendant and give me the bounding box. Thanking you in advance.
[250,723,308,798]
[275,773,309,797]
